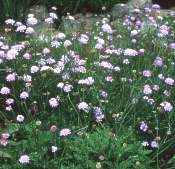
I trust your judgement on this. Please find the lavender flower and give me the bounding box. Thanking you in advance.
[20,91,29,100]
[140,121,148,132]
[0,87,10,95]
[94,107,104,122]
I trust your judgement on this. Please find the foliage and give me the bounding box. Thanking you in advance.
[0,3,175,169]
[0,0,127,22]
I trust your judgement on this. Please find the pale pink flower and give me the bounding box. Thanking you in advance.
[19,155,30,164]
[60,128,71,136]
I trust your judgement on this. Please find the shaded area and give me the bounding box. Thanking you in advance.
[153,0,175,9]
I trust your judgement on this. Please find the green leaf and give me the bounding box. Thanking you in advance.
[0,151,12,159]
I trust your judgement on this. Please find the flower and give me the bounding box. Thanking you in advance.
[142,141,149,147]
[94,107,104,122]
[124,49,138,56]
[0,87,10,95]
[160,101,173,112]
[153,57,163,67]
[42,48,50,55]
[49,12,58,19]
[6,73,16,82]
[56,32,66,39]
[27,17,38,25]
[19,155,30,164]
[5,19,15,25]
[17,115,24,122]
[2,133,10,139]
[78,77,95,86]
[45,17,54,24]
[31,66,39,73]
[23,53,31,60]
[20,91,29,99]
[6,48,18,60]
[105,76,113,82]
[51,41,61,48]
[143,85,152,95]
[79,34,89,44]
[101,24,112,34]
[164,78,174,86]
[143,70,152,77]
[49,98,59,108]
[151,141,159,148]
[51,146,58,153]
[6,98,14,105]
[16,25,27,32]
[59,128,71,136]
[100,90,108,98]
[63,84,73,93]
[64,40,72,47]
[78,102,90,112]
[169,43,175,49]
[140,121,148,132]
[152,4,160,9]
[25,27,35,34]
[50,125,57,132]
[130,30,138,36]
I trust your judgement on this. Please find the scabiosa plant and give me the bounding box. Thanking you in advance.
[153,57,163,67]
[16,114,24,123]
[124,49,138,56]
[140,121,148,132]
[101,24,112,34]
[59,128,71,136]
[6,73,16,82]
[19,155,30,164]
[20,91,29,100]
[49,98,59,108]
[78,102,90,112]
[164,77,174,86]
[143,70,152,77]
[0,87,11,95]
[160,101,173,112]
[94,107,104,122]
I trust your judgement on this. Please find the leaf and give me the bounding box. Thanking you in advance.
[0,123,19,135]
[0,151,12,159]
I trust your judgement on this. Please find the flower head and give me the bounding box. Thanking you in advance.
[60,128,71,136]
[19,155,30,164]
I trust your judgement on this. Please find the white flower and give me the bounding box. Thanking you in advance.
[20,91,29,99]
[19,155,30,164]
[0,87,10,95]
[49,12,58,19]
[56,32,66,39]
[64,40,72,47]
[23,74,32,82]
[51,146,58,153]
[49,98,59,107]
[31,66,39,73]
[78,102,90,112]
[16,25,27,32]
[124,49,138,56]
[27,17,38,25]
[57,82,64,88]
[25,27,35,34]
[17,115,24,122]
